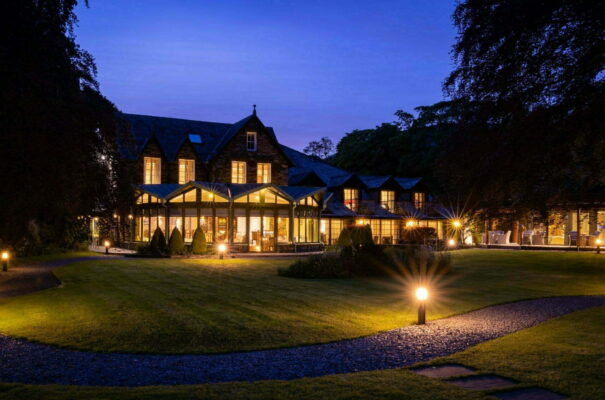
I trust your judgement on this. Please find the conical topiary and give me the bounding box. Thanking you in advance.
[191,226,207,255]
[336,227,352,247]
[168,227,185,255]
[150,227,167,256]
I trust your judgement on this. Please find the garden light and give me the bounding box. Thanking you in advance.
[448,238,457,247]
[416,287,428,324]
[104,240,110,255]
[1,251,9,272]
[217,243,227,259]
[597,239,602,254]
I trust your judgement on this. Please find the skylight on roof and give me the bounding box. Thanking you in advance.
[189,134,202,144]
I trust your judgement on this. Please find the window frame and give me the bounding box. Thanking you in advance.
[143,156,161,184]
[343,188,359,212]
[246,131,257,152]
[231,161,247,184]
[178,158,195,184]
[380,190,395,211]
[257,162,271,183]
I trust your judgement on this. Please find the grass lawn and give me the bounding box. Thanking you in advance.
[0,249,603,354]
[1,306,603,399]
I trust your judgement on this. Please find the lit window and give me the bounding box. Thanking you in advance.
[144,157,161,184]
[381,190,395,211]
[257,163,271,183]
[343,188,359,212]
[414,192,425,210]
[231,161,246,183]
[178,159,195,184]
[247,132,257,151]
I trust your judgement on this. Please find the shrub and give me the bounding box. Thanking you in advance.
[191,227,208,255]
[383,245,452,277]
[336,227,352,247]
[402,227,436,244]
[278,253,350,278]
[168,228,185,255]
[149,227,167,256]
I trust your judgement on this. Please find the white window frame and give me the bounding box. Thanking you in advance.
[231,161,247,183]
[257,162,271,183]
[178,159,195,184]
[144,157,161,184]
[246,131,257,151]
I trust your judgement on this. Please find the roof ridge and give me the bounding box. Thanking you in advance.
[121,112,233,127]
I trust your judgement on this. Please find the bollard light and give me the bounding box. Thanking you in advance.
[447,238,457,248]
[104,240,110,255]
[416,287,428,324]
[1,251,9,272]
[217,243,227,260]
[597,239,602,254]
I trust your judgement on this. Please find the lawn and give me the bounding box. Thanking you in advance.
[0,306,603,399]
[0,249,603,354]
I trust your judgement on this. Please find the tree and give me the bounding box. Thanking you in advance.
[0,1,124,251]
[303,137,335,159]
[439,0,605,213]
[150,227,167,256]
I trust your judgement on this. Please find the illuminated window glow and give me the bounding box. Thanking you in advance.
[343,188,359,211]
[178,159,195,184]
[257,162,271,183]
[144,157,161,184]
[381,190,395,211]
[231,161,246,183]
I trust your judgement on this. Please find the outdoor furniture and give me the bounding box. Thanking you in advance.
[488,230,503,244]
[492,230,511,245]
[567,231,577,246]
[531,233,545,245]
[522,230,533,245]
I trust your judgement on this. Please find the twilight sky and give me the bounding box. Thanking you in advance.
[75,0,456,150]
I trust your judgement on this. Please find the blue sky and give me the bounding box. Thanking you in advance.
[75,0,456,150]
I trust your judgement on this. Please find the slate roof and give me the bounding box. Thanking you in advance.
[358,175,392,189]
[137,184,182,199]
[395,177,422,190]
[281,146,353,187]
[279,185,325,201]
[118,113,286,163]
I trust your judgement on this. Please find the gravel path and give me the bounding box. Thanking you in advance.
[1,295,603,386]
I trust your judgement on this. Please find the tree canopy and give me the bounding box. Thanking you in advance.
[303,137,335,160]
[437,0,605,214]
[0,0,124,250]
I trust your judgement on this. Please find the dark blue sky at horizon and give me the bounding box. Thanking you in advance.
[75,0,457,150]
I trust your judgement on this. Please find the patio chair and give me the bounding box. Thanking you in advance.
[532,232,545,245]
[521,230,533,245]
[567,231,577,246]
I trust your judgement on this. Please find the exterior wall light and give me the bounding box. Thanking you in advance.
[406,220,416,228]
[104,240,110,255]
[597,239,602,254]
[451,219,462,229]
[416,287,428,324]
[1,251,9,272]
[217,243,227,259]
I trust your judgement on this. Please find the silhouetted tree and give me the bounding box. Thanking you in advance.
[0,0,125,250]
[303,137,335,159]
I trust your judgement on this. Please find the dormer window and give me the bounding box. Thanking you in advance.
[178,159,195,184]
[247,131,257,151]
[144,157,161,184]
[343,188,359,212]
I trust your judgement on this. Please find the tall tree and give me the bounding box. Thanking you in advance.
[0,0,123,250]
[439,0,605,212]
[303,137,335,159]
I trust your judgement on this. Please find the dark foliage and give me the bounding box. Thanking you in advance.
[278,245,452,279]
[402,227,437,245]
[168,228,185,255]
[438,0,605,215]
[0,1,127,250]
[191,227,208,255]
[147,227,167,256]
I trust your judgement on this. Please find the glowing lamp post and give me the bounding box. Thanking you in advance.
[217,243,227,260]
[103,240,110,255]
[416,287,428,324]
[1,251,9,272]
[597,239,602,254]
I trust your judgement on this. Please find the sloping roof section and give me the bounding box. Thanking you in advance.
[119,113,288,164]
[137,184,182,199]
[395,177,422,190]
[281,146,354,187]
[279,185,325,201]
[359,175,392,189]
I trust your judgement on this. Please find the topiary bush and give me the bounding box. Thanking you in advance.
[168,227,185,255]
[148,227,167,256]
[191,227,208,255]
